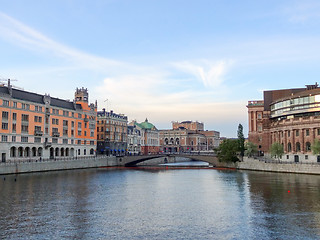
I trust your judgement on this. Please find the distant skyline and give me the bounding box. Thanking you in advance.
[1,0,320,137]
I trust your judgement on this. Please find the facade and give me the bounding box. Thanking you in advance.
[160,121,220,153]
[0,84,97,162]
[247,83,320,162]
[97,109,128,156]
[127,124,142,155]
[131,119,160,155]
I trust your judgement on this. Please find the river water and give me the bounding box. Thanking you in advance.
[0,167,319,239]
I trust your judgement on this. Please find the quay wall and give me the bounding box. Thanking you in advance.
[0,156,118,175]
[234,157,320,175]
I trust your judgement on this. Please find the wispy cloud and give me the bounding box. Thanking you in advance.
[0,11,122,71]
[283,1,320,23]
[171,60,232,88]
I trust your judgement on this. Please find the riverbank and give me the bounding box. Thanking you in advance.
[0,156,119,175]
[230,157,320,175]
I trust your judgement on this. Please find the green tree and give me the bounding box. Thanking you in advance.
[245,142,258,157]
[237,124,245,158]
[270,142,284,160]
[311,139,320,155]
[217,139,240,163]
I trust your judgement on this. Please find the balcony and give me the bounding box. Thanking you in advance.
[34,130,43,136]
[52,132,60,137]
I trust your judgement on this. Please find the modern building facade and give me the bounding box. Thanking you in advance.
[247,83,320,162]
[97,109,128,156]
[130,119,160,155]
[160,121,220,153]
[0,83,97,162]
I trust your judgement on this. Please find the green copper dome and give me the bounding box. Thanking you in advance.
[136,118,157,130]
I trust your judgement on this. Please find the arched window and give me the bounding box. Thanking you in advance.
[306,142,311,152]
[176,138,180,145]
[296,142,301,152]
[90,148,94,155]
[288,143,292,152]
[165,138,169,145]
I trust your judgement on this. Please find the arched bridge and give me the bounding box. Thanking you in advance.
[117,153,220,167]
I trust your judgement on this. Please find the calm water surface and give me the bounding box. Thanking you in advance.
[0,167,320,239]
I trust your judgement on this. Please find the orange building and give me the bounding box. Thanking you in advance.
[0,83,97,162]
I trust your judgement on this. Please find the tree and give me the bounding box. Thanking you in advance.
[217,139,240,163]
[269,142,284,160]
[237,124,245,158]
[311,139,320,155]
[245,142,258,157]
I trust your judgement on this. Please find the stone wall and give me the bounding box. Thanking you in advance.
[0,156,118,175]
[236,157,320,175]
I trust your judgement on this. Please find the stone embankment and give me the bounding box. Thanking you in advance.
[230,157,320,175]
[0,156,119,175]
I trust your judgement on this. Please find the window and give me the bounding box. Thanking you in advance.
[12,136,16,142]
[71,121,74,127]
[306,142,311,151]
[2,111,8,119]
[78,113,82,119]
[35,126,42,132]
[12,112,17,121]
[305,155,309,160]
[90,131,94,137]
[63,120,68,127]
[63,139,68,144]
[52,138,58,143]
[26,104,30,110]
[63,129,68,136]
[77,140,81,145]
[78,122,82,128]
[318,129,320,135]
[257,113,262,119]
[22,103,26,109]
[63,111,68,116]
[2,100,9,106]
[52,118,59,125]
[2,122,8,130]
[13,102,17,108]
[12,123,16,132]
[22,114,29,122]
[52,127,59,133]
[78,131,82,136]
[90,141,94,145]
[296,142,301,152]
[1,135,8,142]
[34,116,42,123]
[288,131,291,137]
[71,139,74,144]
[21,136,28,143]
[72,112,74,117]
[21,125,29,133]
[84,131,87,136]
[306,129,310,136]
[34,137,41,143]
[84,149,86,155]
[296,130,299,137]
[71,130,74,136]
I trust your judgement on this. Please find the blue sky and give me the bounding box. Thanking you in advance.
[1,0,320,137]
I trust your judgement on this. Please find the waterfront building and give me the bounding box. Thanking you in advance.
[130,119,160,155]
[0,83,97,162]
[159,121,220,153]
[247,83,320,162]
[97,109,128,156]
[127,124,142,155]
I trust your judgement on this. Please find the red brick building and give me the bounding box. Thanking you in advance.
[247,83,320,162]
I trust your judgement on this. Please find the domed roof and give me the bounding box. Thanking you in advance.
[137,118,157,130]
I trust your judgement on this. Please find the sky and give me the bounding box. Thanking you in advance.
[1,0,320,137]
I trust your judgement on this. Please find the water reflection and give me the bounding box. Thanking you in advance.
[0,169,319,239]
